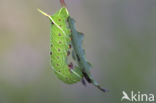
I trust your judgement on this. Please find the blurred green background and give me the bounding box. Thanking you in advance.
[0,0,156,103]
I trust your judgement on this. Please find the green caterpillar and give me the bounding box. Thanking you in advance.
[38,0,106,92]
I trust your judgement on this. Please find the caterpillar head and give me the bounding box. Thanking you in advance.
[56,7,69,18]
[37,7,69,24]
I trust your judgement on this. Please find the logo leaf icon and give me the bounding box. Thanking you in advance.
[121,91,131,101]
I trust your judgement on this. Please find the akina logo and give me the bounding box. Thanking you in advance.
[121,91,155,102]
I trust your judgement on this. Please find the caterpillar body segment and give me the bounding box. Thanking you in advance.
[38,8,83,84]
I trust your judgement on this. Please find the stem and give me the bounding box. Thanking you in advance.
[60,0,67,7]
[37,9,51,18]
